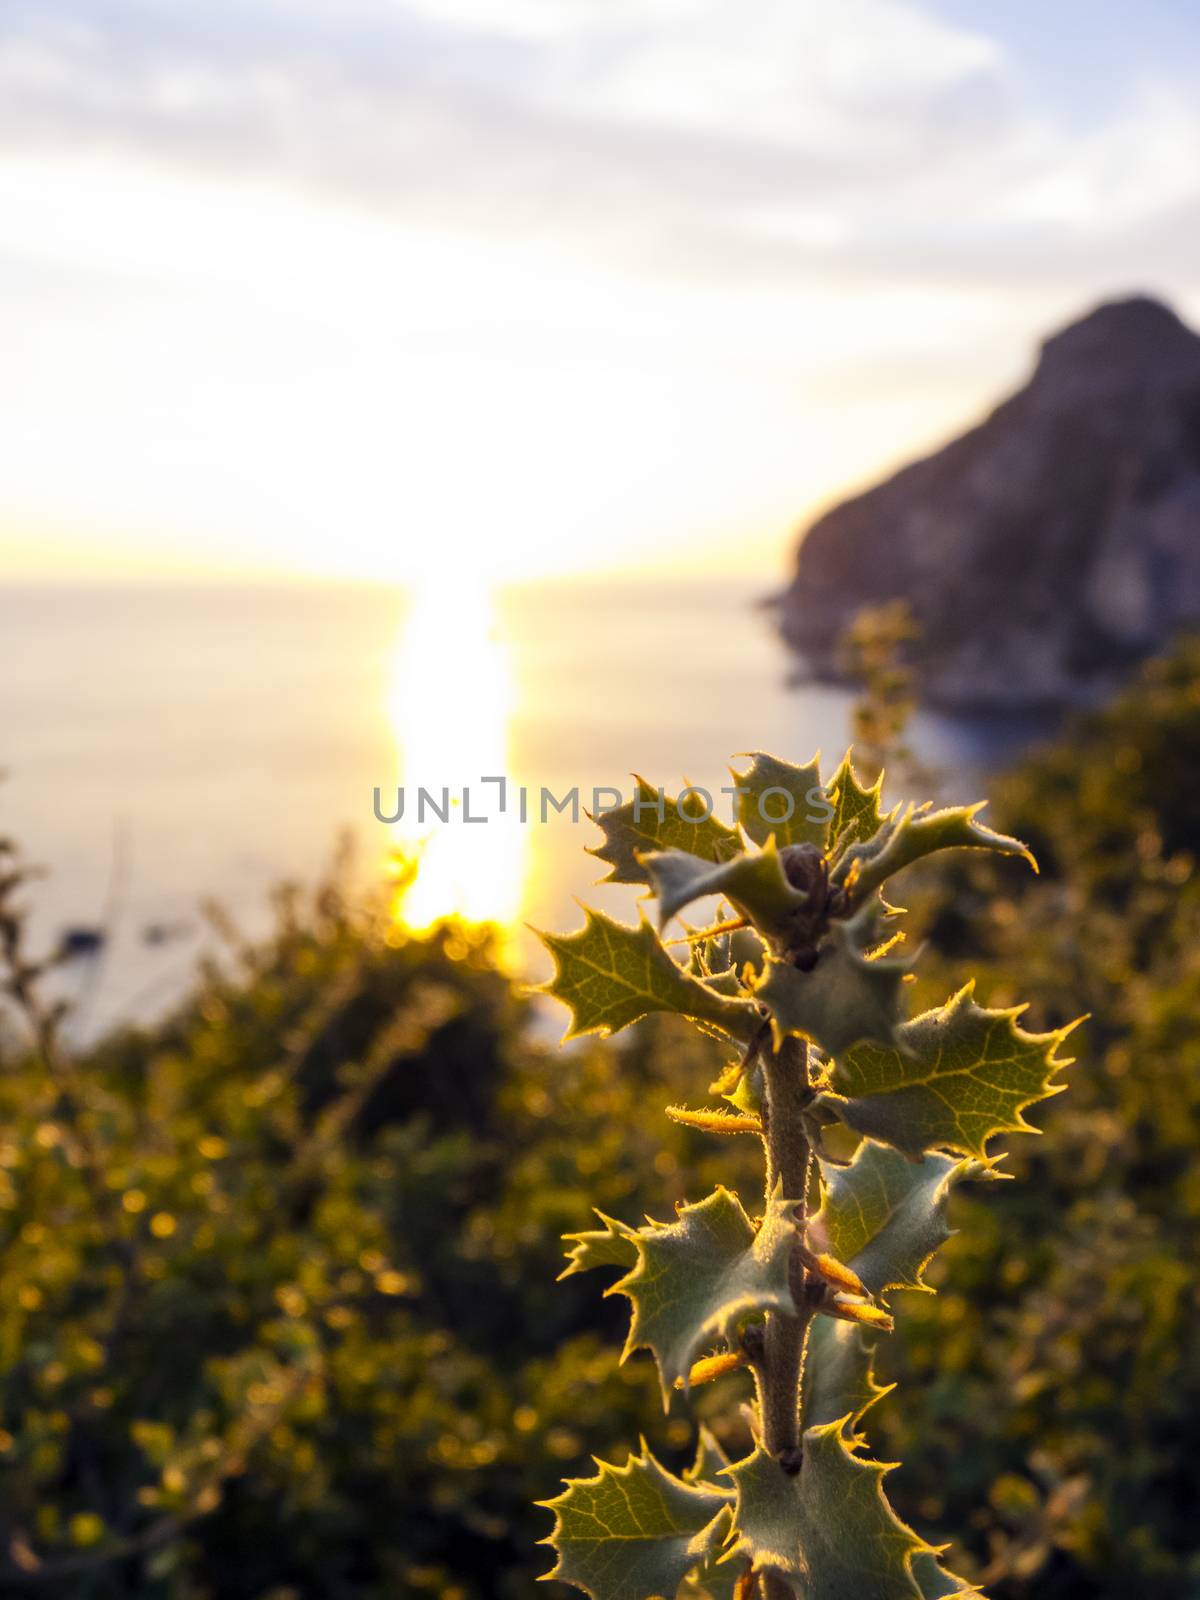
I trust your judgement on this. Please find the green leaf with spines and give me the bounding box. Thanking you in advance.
[537,909,759,1042]
[826,751,891,853]
[589,779,741,886]
[824,983,1076,1158]
[560,1212,640,1280]
[801,1316,892,1433]
[678,1434,749,1596]
[684,1428,732,1491]
[836,801,1035,902]
[731,752,830,849]
[724,1420,933,1597]
[753,902,909,1057]
[678,1551,748,1600]
[809,1139,985,1304]
[912,1552,981,1597]
[540,1445,733,1600]
[611,1185,800,1404]
[640,838,806,937]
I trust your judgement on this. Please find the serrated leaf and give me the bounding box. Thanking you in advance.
[682,1440,766,1594]
[612,1186,799,1403]
[679,1550,750,1600]
[561,1212,640,1279]
[725,1421,932,1596]
[538,909,759,1042]
[753,906,909,1057]
[685,1428,732,1491]
[590,779,740,886]
[641,840,806,938]
[825,984,1075,1158]
[837,802,1035,902]
[732,753,830,850]
[723,1059,763,1119]
[809,1139,981,1303]
[801,1316,891,1433]
[541,1446,733,1600]
[826,751,890,852]
[912,1552,981,1597]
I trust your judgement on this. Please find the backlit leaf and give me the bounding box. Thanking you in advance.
[912,1552,981,1597]
[640,840,806,938]
[560,1212,640,1280]
[731,753,830,850]
[612,1186,799,1403]
[684,1428,732,1492]
[825,984,1075,1158]
[538,909,759,1043]
[809,1139,983,1303]
[753,905,909,1057]
[540,1445,732,1600]
[724,1420,932,1596]
[801,1316,891,1433]
[589,779,740,886]
[837,802,1035,903]
[679,1550,750,1600]
[826,752,891,853]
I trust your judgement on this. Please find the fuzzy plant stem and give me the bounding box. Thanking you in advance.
[755,1034,816,1600]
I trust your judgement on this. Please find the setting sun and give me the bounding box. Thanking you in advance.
[384,577,527,938]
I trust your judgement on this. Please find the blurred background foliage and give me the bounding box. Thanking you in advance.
[2,638,1200,1598]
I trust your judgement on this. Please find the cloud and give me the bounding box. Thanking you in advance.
[0,0,1196,308]
[1,0,1198,583]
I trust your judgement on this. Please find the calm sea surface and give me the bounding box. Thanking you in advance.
[0,578,1035,1038]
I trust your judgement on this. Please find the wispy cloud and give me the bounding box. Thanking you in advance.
[3,0,1195,291]
[0,1,1197,580]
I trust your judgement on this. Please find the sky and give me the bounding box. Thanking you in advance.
[2,0,1198,585]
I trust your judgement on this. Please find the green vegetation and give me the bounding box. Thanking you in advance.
[874,641,1200,1596]
[536,753,1066,1600]
[1,639,1198,1597]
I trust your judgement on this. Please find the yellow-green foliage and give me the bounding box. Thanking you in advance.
[1,638,1198,1598]
[0,876,729,1599]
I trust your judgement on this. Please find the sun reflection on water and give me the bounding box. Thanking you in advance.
[385,577,527,949]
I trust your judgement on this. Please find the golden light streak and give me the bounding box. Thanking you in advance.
[385,578,527,947]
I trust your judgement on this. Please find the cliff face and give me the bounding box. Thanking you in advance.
[777,296,1200,711]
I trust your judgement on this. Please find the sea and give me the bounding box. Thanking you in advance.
[0,576,1042,1040]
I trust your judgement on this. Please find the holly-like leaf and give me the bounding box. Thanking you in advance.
[809,1140,982,1303]
[826,752,890,853]
[561,1212,640,1279]
[825,984,1075,1158]
[753,907,909,1057]
[912,1553,981,1597]
[641,840,806,937]
[612,1186,799,1403]
[837,802,1035,902]
[732,753,830,850]
[685,1428,732,1492]
[590,779,740,886]
[679,1550,750,1600]
[725,1421,932,1596]
[540,1445,733,1600]
[538,909,759,1043]
[801,1316,892,1433]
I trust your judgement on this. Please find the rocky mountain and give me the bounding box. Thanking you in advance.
[776,296,1200,711]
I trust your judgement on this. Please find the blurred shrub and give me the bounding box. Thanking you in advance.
[873,639,1200,1597]
[0,863,740,1598]
[3,638,1200,1597]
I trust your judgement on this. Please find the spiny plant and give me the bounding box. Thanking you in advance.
[534,752,1079,1600]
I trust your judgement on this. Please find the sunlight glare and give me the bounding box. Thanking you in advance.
[386,577,526,944]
